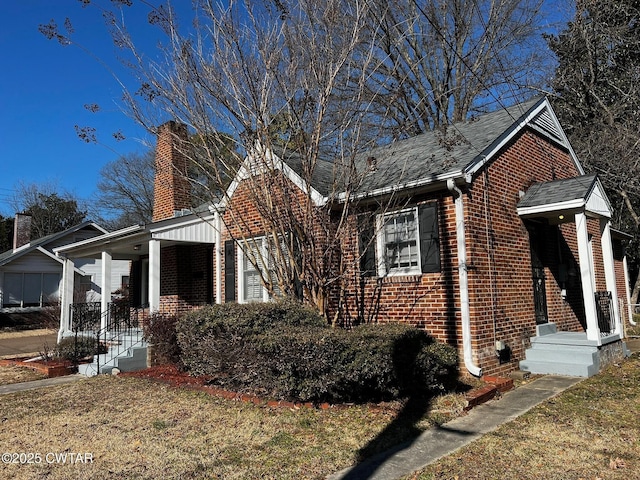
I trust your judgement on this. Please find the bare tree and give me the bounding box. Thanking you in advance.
[547,0,640,305]
[357,0,547,138]
[96,150,155,228]
[104,0,384,319]
[39,0,549,321]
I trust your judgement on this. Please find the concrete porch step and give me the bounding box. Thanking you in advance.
[519,358,599,377]
[522,343,599,364]
[78,335,147,377]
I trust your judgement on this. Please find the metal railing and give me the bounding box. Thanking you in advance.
[69,301,145,373]
[95,305,144,374]
[595,291,615,335]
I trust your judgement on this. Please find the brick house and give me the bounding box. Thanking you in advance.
[55,97,632,377]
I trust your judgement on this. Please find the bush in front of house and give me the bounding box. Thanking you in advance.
[177,301,458,404]
[256,323,458,403]
[142,313,182,366]
[54,336,107,363]
[176,300,325,384]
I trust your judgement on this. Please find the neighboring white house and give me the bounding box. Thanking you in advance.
[0,215,130,311]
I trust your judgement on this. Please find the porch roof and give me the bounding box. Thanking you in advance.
[516,174,612,220]
[53,210,216,260]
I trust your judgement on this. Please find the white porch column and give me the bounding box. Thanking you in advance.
[575,211,600,343]
[100,250,112,330]
[58,257,75,342]
[148,239,161,313]
[600,219,621,336]
[215,211,222,305]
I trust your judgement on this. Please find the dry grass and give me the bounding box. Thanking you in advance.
[0,365,47,385]
[408,353,640,480]
[0,374,471,480]
[625,315,640,336]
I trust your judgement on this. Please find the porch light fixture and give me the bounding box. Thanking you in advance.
[558,214,565,220]
[133,244,141,251]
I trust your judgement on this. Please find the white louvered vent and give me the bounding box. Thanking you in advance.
[531,108,565,144]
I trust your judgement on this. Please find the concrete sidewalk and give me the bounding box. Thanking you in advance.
[329,338,640,480]
[328,375,582,480]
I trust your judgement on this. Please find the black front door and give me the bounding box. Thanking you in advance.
[532,265,548,324]
[529,224,549,325]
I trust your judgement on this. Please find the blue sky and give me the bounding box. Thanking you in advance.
[0,0,573,218]
[0,1,163,217]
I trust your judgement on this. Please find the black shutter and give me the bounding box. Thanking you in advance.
[224,240,236,302]
[359,215,377,277]
[130,260,142,307]
[419,203,440,273]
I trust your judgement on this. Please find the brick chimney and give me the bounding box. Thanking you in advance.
[153,121,191,222]
[13,213,32,250]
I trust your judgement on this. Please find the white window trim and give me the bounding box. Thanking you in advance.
[238,237,270,303]
[377,207,422,277]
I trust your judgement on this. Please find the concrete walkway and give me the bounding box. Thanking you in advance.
[327,375,582,480]
[329,337,640,480]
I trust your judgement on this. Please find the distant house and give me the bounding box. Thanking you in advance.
[56,97,633,378]
[0,216,130,312]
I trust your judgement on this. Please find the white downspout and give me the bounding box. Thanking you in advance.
[447,179,482,377]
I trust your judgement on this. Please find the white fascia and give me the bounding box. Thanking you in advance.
[338,170,468,203]
[54,224,145,257]
[516,199,586,218]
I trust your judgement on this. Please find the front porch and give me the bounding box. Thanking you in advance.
[62,301,148,376]
[520,323,630,377]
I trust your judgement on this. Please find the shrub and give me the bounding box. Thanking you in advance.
[256,323,458,403]
[178,301,459,404]
[143,313,182,366]
[54,336,106,363]
[177,300,325,379]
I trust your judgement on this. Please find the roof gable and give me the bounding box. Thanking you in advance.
[517,174,612,219]
[0,221,107,267]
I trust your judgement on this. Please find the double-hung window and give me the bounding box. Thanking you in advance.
[366,203,440,277]
[240,237,270,303]
[379,208,421,275]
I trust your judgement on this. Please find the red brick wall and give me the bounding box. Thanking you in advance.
[340,129,590,376]
[153,121,191,222]
[464,130,588,375]
[158,245,214,315]
[220,170,332,308]
[613,238,630,326]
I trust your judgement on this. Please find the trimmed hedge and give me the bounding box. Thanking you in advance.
[142,313,182,366]
[177,300,458,404]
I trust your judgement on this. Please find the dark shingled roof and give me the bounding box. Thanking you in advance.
[277,97,547,198]
[0,221,102,267]
[517,174,598,209]
[354,97,544,194]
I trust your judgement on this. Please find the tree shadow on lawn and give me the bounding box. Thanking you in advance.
[338,378,475,480]
[337,340,472,480]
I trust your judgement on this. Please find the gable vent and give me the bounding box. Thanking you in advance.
[531,108,565,145]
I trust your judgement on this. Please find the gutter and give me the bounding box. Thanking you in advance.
[447,178,482,377]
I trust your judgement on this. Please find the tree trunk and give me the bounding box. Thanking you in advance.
[631,270,640,308]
